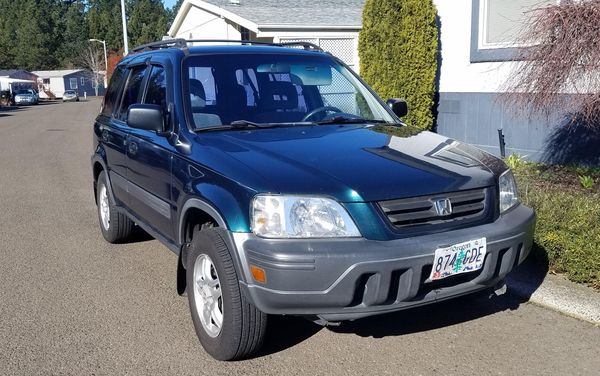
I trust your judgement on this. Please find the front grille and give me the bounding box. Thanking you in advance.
[378,188,490,229]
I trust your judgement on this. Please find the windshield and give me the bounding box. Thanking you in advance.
[16,90,29,95]
[183,53,395,130]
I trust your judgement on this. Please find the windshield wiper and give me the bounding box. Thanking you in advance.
[229,120,317,128]
[229,120,275,128]
[314,116,389,125]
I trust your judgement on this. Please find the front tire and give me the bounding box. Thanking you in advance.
[186,228,267,360]
[96,171,133,243]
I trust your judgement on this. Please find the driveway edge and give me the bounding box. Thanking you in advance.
[507,266,600,326]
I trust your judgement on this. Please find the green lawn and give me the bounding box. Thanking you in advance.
[511,160,600,288]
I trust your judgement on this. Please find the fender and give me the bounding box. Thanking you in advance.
[91,151,118,206]
[176,197,252,295]
[177,198,228,245]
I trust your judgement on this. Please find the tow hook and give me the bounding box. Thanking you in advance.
[492,280,507,297]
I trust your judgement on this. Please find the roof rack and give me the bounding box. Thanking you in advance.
[130,39,188,53]
[130,39,325,54]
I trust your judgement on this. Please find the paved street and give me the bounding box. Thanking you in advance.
[0,100,598,375]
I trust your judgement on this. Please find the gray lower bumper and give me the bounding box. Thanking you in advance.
[231,204,535,321]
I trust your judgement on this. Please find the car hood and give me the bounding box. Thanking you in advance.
[195,124,507,202]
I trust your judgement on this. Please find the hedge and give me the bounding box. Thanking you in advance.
[513,163,600,288]
[359,0,439,130]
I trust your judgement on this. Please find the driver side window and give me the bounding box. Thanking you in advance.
[117,65,148,121]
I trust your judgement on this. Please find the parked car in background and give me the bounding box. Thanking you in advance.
[26,89,39,103]
[63,90,79,102]
[14,89,38,105]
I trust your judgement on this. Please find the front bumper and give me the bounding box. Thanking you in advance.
[232,204,535,321]
[15,98,36,105]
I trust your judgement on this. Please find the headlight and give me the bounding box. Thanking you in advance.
[499,169,519,213]
[251,195,361,238]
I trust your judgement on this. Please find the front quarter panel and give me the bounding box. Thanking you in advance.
[172,156,258,244]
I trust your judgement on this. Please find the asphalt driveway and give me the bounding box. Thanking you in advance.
[0,100,598,375]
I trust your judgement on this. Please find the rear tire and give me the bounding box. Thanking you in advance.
[96,171,133,243]
[186,228,267,360]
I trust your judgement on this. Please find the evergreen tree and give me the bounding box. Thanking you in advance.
[88,0,125,52]
[12,0,60,70]
[56,0,89,67]
[0,0,172,69]
[0,0,18,68]
[167,0,184,28]
[359,0,439,130]
[127,0,168,47]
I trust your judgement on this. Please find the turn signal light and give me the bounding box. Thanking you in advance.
[250,265,267,284]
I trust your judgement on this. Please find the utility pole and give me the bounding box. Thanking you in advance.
[120,0,129,55]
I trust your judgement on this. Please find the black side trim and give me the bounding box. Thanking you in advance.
[110,171,171,219]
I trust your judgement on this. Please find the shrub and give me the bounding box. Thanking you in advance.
[359,0,439,130]
[514,164,600,288]
[578,175,594,189]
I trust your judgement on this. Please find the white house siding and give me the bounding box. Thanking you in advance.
[169,2,360,72]
[435,0,511,93]
[173,6,241,41]
[434,0,561,162]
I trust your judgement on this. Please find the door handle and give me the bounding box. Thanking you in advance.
[128,141,138,155]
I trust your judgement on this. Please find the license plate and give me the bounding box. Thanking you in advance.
[429,238,487,281]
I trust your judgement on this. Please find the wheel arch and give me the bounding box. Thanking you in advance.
[91,155,115,206]
[176,199,232,295]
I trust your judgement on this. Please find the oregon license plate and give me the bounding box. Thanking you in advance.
[429,238,487,281]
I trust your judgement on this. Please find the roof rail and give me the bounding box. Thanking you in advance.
[130,38,188,53]
[278,41,323,51]
[130,39,325,54]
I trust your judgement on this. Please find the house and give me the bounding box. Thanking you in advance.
[434,0,561,161]
[33,69,106,99]
[168,0,363,71]
[169,0,567,161]
[0,70,38,82]
[0,70,38,93]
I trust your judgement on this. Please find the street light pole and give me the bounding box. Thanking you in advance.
[120,0,129,55]
[89,39,108,89]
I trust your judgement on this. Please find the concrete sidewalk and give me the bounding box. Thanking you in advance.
[507,261,600,325]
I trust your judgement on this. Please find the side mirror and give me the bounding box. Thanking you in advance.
[127,104,164,133]
[386,98,408,118]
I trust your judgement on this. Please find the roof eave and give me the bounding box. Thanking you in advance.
[168,0,260,36]
[257,24,362,31]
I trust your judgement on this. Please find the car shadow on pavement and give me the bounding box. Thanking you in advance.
[125,226,155,243]
[328,292,526,339]
[259,316,323,356]
[257,291,531,357]
[0,106,24,112]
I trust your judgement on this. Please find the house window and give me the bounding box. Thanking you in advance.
[80,77,85,86]
[69,78,78,89]
[471,0,556,62]
[42,78,50,85]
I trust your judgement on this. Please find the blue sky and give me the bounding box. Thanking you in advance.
[163,0,178,8]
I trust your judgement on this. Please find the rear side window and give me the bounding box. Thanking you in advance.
[117,65,148,121]
[144,65,167,110]
[101,66,126,116]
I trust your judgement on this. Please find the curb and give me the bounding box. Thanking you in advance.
[506,267,600,326]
